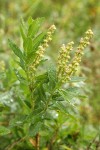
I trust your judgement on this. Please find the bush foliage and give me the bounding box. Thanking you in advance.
[0,1,100,150]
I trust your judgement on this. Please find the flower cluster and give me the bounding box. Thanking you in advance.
[0,60,5,72]
[57,41,74,78]
[28,25,56,79]
[57,29,93,83]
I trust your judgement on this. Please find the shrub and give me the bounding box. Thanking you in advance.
[0,17,93,150]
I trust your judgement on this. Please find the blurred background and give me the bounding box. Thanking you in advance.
[0,0,100,149]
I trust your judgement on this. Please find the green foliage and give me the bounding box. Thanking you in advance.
[0,16,96,150]
[0,126,10,136]
[0,1,100,147]
[8,39,24,60]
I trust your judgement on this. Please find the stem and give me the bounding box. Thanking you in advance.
[45,81,61,111]
[5,136,26,150]
[49,129,58,150]
[36,133,40,150]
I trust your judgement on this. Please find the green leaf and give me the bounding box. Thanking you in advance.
[9,115,27,127]
[23,37,33,54]
[27,18,44,38]
[17,98,31,114]
[19,59,26,71]
[14,69,27,85]
[36,72,48,83]
[20,24,26,40]
[20,18,27,38]
[39,58,48,65]
[27,21,38,37]
[70,76,86,82]
[0,126,10,136]
[58,89,75,107]
[8,39,24,60]
[27,16,33,25]
[27,32,46,64]
[66,87,84,97]
[32,32,46,50]
[26,107,44,123]
[16,59,25,71]
[47,64,57,90]
[54,101,76,120]
[36,84,46,103]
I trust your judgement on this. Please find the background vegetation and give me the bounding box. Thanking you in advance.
[0,0,100,150]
